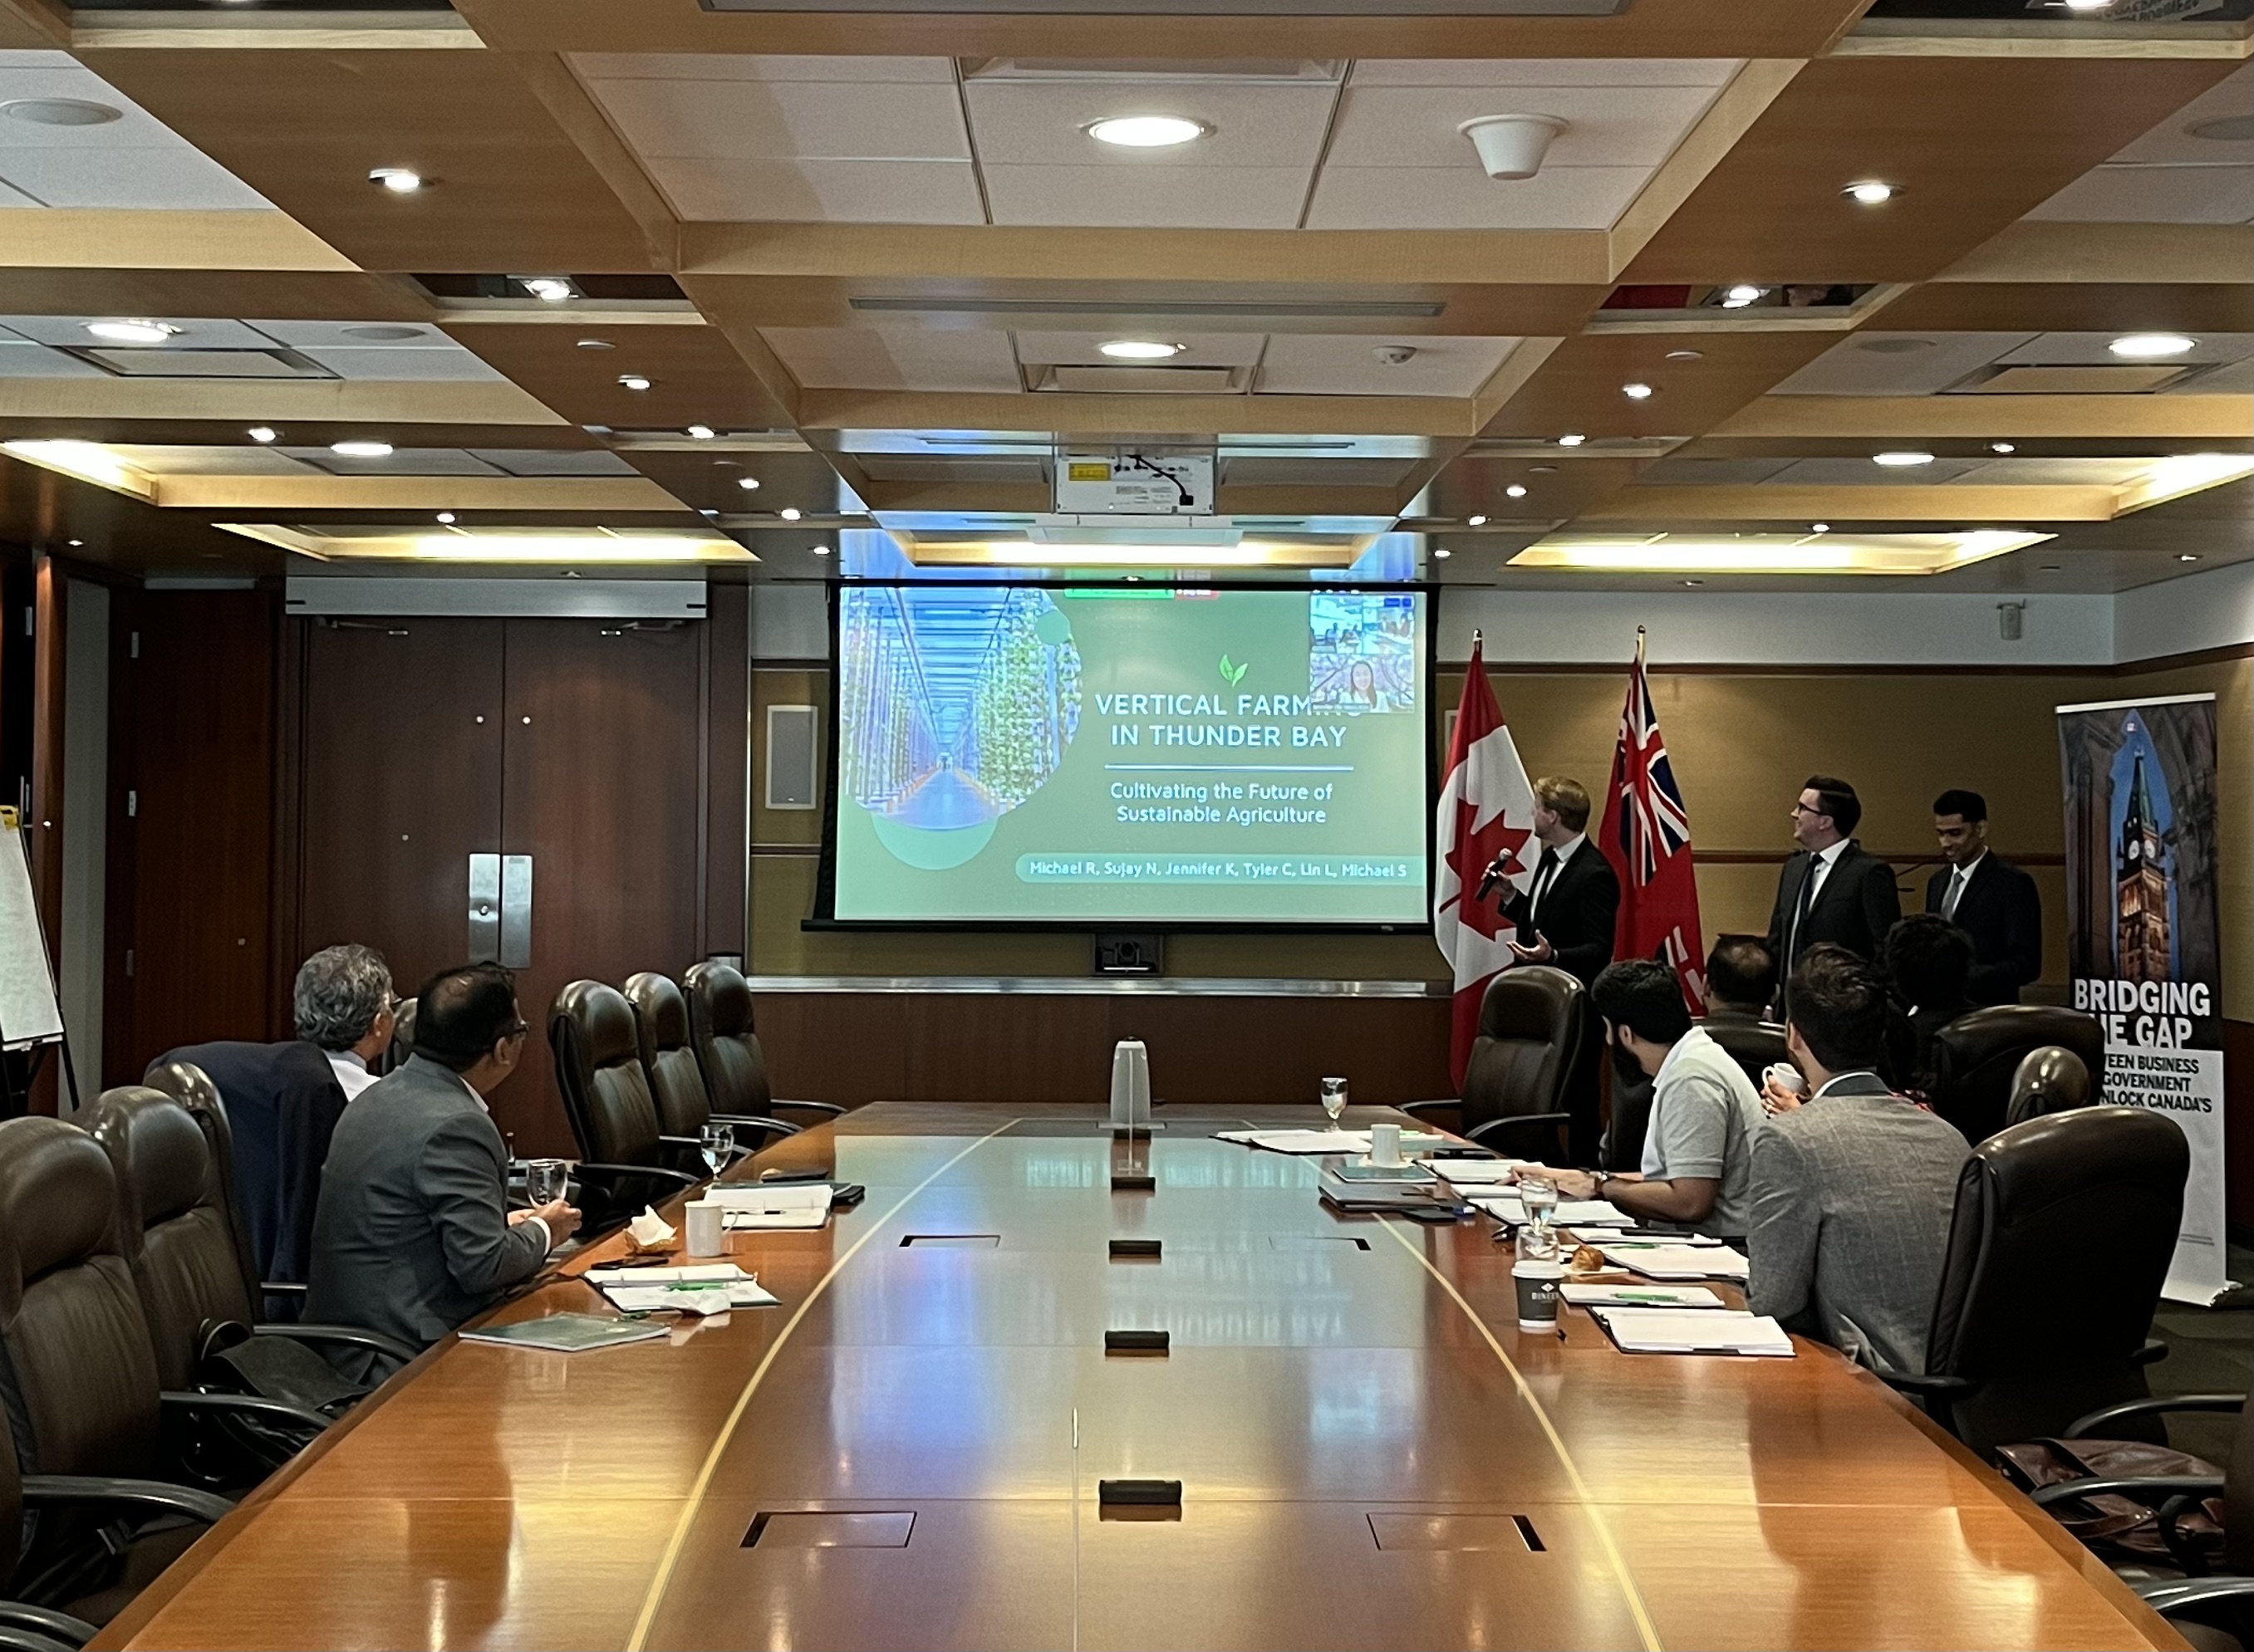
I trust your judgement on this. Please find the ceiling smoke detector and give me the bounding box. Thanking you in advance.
[1373,345,1418,366]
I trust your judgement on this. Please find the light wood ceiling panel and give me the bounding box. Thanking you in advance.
[440,321,796,431]
[1876,282,2254,336]
[1623,56,2243,285]
[77,47,674,272]
[1477,330,1834,440]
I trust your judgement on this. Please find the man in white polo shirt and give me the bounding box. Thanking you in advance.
[1529,958,1765,1241]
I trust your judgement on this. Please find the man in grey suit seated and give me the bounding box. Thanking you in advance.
[308,963,579,1380]
[1746,944,1969,1373]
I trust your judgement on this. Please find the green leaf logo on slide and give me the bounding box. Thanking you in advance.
[1217,654,1250,687]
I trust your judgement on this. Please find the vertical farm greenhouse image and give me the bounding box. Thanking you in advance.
[838,585,1082,865]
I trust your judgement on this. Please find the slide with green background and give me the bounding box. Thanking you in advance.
[832,585,1428,924]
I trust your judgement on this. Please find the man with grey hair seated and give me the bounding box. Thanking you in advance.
[293,944,396,1102]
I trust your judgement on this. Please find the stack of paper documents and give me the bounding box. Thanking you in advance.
[1475,1195,1633,1228]
[1431,1159,1526,1187]
[584,1262,780,1315]
[708,1182,833,1229]
[1589,1306,1794,1356]
[1598,1242,1750,1280]
[1215,1129,1447,1157]
[1559,1282,1727,1309]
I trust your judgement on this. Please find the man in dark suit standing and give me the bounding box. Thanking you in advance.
[1485,775,1619,1164]
[1924,787,2042,1004]
[1765,775,1900,1014]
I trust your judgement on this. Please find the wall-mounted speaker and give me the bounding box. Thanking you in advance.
[765,704,818,811]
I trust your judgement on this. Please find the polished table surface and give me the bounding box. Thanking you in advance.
[97,1105,2185,1652]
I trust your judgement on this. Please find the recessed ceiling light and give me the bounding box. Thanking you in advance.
[436,512,456,524]
[1681,578,1705,587]
[331,440,393,458]
[618,374,652,391]
[1099,340,1183,360]
[1530,464,1557,474]
[1557,433,1586,448]
[1843,180,1898,204]
[2188,114,2254,143]
[1622,382,1654,400]
[247,425,277,444]
[700,508,719,517]
[518,277,576,304]
[2109,333,2196,359]
[1433,547,1452,560]
[1467,514,1488,527]
[367,167,425,194]
[1873,450,1935,467]
[2063,0,2113,9]
[813,544,832,557]
[780,507,802,522]
[1990,441,2016,453]
[2178,552,2202,561]
[687,424,716,440]
[2040,563,2061,571]
[1811,522,1830,533]
[1086,115,1208,149]
[576,338,614,350]
[341,324,423,341]
[737,476,760,490]
[1505,484,1529,499]
[1664,349,1703,361]
[1723,284,1764,305]
[2,98,122,128]
[86,320,178,344]
[66,537,83,547]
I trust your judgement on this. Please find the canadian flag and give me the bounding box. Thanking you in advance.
[1432,638,1539,1091]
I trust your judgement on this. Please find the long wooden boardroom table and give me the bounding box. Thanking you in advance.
[96,1104,2185,1651]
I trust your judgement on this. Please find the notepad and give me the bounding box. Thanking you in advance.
[1475,1196,1633,1228]
[458,1313,670,1354]
[1215,1129,1447,1157]
[1432,1159,1527,1187]
[1559,1282,1728,1309]
[1598,1243,1750,1281]
[585,1262,749,1287]
[1590,1306,1793,1356]
[1568,1227,1724,1246]
[600,1278,779,1315]
[705,1183,832,1228]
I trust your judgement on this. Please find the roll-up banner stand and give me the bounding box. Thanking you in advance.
[2057,693,2234,1306]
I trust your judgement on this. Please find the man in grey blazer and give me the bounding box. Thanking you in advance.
[308,963,578,1381]
[1747,944,1968,1374]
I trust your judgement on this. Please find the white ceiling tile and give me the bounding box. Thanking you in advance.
[568,53,952,84]
[983,164,1309,229]
[1765,457,1988,487]
[1013,330,1267,368]
[108,445,322,476]
[584,76,969,161]
[2172,357,2254,395]
[1305,164,1643,230]
[0,146,270,210]
[2109,61,2253,165]
[1258,334,1520,397]
[1642,456,1800,486]
[0,340,101,377]
[651,157,985,223]
[963,79,1337,169]
[277,447,508,478]
[466,449,639,476]
[245,320,450,348]
[1771,333,2038,396]
[0,315,272,348]
[1348,58,1741,89]
[2000,331,2252,366]
[1324,84,1719,170]
[1952,457,2160,487]
[761,326,1023,392]
[2023,164,2254,225]
[296,346,508,383]
[0,179,34,207]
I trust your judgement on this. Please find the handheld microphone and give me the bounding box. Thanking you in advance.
[1476,855,1506,901]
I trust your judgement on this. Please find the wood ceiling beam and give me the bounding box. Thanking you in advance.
[1580,483,2146,523]
[149,474,685,512]
[794,388,1476,439]
[1933,222,2254,287]
[0,379,567,426]
[0,210,357,273]
[1713,394,2254,442]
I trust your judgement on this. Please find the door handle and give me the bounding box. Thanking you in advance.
[499,855,533,968]
[468,854,499,962]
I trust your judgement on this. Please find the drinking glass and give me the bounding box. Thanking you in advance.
[700,1121,734,1178]
[1319,1076,1349,1130]
[524,1157,568,1206]
[1519,1174,1560,1241]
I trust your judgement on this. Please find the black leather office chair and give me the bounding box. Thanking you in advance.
[143,1040,349,1306]
[0,1117,312,1626]
[1925,1005,2105,1145]
[548,981,701,1228]
[1697,1017,1791,1091]
[622,973,801,1152]
[85,1087,412,1474]
[2005,1046,2095,1128]
[1883,1106,2186,1461]
[0,1437,99,1652]
[684,962,846,1130]
[1402,966,1584,1160]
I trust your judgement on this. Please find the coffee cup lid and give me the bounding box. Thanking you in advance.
[1511,1257,1566,1277]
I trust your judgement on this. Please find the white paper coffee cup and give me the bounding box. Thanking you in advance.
[685,1198,724,1257]
[1370,1122,1403,1166]
[1513,1257,1564,1331]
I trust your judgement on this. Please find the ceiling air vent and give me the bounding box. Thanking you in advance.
[1952,365,2194,395]
[71,346,336,380]
[1039,365,1248,394]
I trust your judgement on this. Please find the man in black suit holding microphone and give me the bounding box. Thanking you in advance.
[1479,775,1618,1163]
[1765,775,1900,1016]
[1925,788,2042,1004]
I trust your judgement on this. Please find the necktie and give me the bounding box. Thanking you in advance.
[1790,854,1820,961]
[1943,865,1967,919]
[1530,848,1559,922]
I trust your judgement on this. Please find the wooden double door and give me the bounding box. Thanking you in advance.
[292,616,710,1154]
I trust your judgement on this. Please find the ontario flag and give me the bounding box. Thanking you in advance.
[1598,628,1707,1012]
[1433,636,1539,1090]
